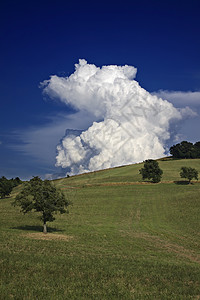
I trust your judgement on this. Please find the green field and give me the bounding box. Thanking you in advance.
[0,159,200,299]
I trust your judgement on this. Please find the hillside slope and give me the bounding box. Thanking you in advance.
[55,158,200,188]
[0,158,200,299]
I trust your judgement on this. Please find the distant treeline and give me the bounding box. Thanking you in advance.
[170,141,200,159]
[0,176,22,199]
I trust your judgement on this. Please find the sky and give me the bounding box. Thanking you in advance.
[0,0,200,180]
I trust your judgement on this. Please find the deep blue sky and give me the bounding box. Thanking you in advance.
[0,0,200,179]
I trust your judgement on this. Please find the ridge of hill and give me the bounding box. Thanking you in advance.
[54,158,200,188]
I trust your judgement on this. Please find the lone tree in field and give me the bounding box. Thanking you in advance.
[139,159,163,183]
[180,167,198,184]
[13,176,70,233]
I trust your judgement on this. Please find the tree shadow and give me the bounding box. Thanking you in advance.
[11,225,64,233]
[174,180,190,185]
[141,180,160,184]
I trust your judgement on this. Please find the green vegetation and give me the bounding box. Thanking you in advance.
[170,140,200,159]
[180,166,198,184]
[13,176,70,233]
[0,159,200,299]
[139,159,163,183]
[0,176,22,199]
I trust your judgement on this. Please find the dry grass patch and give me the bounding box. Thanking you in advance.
[23,232,73,241]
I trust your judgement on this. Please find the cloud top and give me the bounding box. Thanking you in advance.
[42,59,137,118]
[42,60,189,175]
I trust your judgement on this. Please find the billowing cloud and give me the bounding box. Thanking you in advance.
[42,59,194,175]
[42,59,137,119]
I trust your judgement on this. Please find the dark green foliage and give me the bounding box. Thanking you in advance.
[0,176,21,199]
[139,159,163,183]
[180,167,198,183]
[0,176,22,199]
[194,141,200,158]
[170,140,200,159]
[10,177,22,187]
[0,176,13,198]
[13,176,70,233]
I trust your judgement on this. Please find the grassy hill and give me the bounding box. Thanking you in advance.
[55,157,200,187]
[0,159,200,299]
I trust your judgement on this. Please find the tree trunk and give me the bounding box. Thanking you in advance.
[43,222,47,234]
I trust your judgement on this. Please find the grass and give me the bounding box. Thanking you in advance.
[0,159,200,299]
[55,157,200,187]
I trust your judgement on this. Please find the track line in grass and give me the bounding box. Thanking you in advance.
[60,181,200,189]
[125,231,200,264]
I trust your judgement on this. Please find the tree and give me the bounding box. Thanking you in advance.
[170,141,194,158]
[169,140,200,159]
[139,159,163,183]
[180,167,198,184]
[194,142,200,158]
[0,176,13,198]
[10,177,22,188]
[13,176,70,233]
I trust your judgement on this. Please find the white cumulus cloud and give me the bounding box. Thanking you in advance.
[42,59,194,176]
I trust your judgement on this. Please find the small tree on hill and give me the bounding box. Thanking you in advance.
[180,167,198,184]
[0,176,13,198]
[10,177,22,187]
[139,159,163,183]
[13,176,70,233]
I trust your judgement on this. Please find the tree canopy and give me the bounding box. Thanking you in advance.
[170,141,200,159]
[0,176,22,199]
[180,167,198,184]
[139,159,163,183]
[13,176,70,233]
